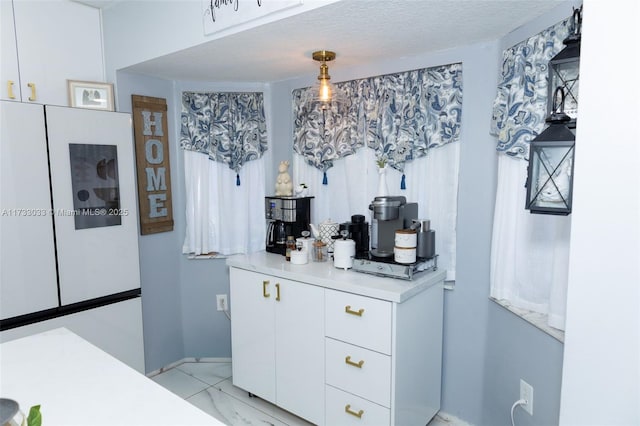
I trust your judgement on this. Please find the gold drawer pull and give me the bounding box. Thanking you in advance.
[7,80,16,99]
[345,404,364,418]
[262,280,270,298]
[345,356,364,368]
[275,283,281,301]
[345,305,364,316]
[27,82,36,101]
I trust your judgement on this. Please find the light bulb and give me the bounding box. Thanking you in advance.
[319,78,332,102]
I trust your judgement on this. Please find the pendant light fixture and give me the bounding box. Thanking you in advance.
[308,50,347,110]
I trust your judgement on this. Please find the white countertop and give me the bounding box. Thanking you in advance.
[0,328,222,426]
[226,251,446,303]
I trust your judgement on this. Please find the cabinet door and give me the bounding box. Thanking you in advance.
[0,101,59,319]
[12,0,104,105]
[275,278,324,425]
[229,268,276,403]
[1,1,20,101]
[45,106,140,304]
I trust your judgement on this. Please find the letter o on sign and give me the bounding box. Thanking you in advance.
[145,139,164,164]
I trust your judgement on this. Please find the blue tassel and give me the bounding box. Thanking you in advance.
[401,174,406,190]
[236,173,240,186]
[322,171,328,185]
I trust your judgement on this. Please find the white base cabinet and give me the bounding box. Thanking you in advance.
[324,285,443,426]
[228,252,445,426]
[230,268,325,425]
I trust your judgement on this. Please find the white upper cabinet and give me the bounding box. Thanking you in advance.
[2,0,105,105]
[1,0,20,101]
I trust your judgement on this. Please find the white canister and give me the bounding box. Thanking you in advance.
[333,238,356,270]
[290,249,308,265]
[394,246,416,264]
[395,229,417,248]
[296,236,315,261]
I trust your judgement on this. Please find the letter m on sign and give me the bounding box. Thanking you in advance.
[131,95,174,235]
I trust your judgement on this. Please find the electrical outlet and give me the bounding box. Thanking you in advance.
[520,379,534,415]
[216,294,228,311]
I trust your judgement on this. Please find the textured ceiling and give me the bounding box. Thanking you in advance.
[80,0,566,83]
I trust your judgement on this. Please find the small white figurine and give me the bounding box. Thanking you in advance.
[275,160,293,196]
[295,183,308,197]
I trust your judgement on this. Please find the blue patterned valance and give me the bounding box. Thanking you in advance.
[490,17,573,160]
[293,63,463,174]
[180,92,268,179]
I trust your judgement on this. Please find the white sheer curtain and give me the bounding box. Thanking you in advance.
[293,142,459,280]
[182,150,266,255]
[490,155,570,330]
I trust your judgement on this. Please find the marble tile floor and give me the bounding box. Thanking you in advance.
[150,360,455,426]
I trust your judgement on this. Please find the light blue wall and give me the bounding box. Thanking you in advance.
[444,41,499,423]
[271,27,564,424]
[271,40,502,425]
[173,81,269,360]
[114,77,269,369]
[483,306,564,426]
[106,2,578,423]
[480,3,579,425]
[114,72,185,372]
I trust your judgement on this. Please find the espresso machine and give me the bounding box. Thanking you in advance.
[368,196,417,258]
[265,196,313,255]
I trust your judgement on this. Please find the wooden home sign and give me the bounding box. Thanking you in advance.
[131,95,174,235]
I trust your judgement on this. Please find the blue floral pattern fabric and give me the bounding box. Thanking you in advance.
[291,86,360,172]
[490,17,572,160]
[293,63,462,173]
[180,91,268,172]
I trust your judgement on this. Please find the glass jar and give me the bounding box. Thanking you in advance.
[313,241,328,262]
[285,236,295,261]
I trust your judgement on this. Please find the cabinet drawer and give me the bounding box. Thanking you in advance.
[326,338,391,407]
[325,290,392,354]
[326,384,390,426]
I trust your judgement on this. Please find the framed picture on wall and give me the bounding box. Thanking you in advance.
[67,80,115,111]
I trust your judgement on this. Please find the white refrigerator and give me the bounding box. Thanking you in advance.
[0,101,144,372]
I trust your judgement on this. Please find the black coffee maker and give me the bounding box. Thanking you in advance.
[339,214,369,259]
[265,196,313,256]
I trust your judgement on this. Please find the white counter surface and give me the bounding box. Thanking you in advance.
[226,251,446,303]
[0,328,222,426]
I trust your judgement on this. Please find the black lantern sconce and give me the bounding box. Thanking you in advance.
[526,6,582,215]
[547,6,582,126]
[526,88,575,215]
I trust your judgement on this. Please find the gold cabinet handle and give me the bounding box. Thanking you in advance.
[27,82,36,101]
[7,80,16,99]
[345,404,364,418]
[262,280,270,298]
[345,305,364,316]
[345,356,364,368]
[275,283,281,301]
